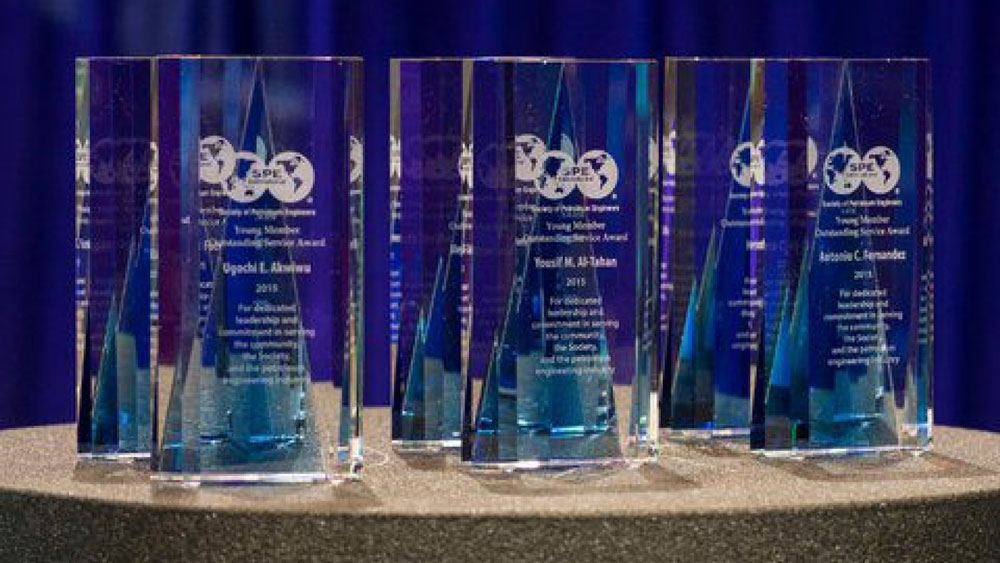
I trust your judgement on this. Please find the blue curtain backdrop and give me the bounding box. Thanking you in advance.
[0,0,997,431]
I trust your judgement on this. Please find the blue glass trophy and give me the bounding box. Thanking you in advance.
[660,58,767,439]
[75,57,155,461]
[750,59,933,456]
[389,59,472,451]
[153,57,364,483]
[463,58,659,469]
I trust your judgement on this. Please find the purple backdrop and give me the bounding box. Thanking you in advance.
[0,0,998,433]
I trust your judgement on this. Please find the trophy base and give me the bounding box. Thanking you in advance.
[663,427,750,442]
[755,443,932,459]
[391,439,461,453]
[77,452,151,463]
[150,471,333,486]
[463,456,636,474]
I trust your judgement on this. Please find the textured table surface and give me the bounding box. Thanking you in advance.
[1,412,999,562]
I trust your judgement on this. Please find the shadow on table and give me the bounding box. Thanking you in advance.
[671,439,750,458]
[759,452,995,482]
[395,451,453,472]
[469,463,698,497]
[148,479,383,511]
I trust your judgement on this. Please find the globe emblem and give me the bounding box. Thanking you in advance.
[729,141,765,187]
[863,146,900,194]
[350,136,363,183]
[514,134,546,182]
[536,151,576,200]
[648,137,659,180]
[75,139,90,184]
[148,142,159,193]
[663,130,677,176]
[457,143,473,186]
[427,151,452,182]
[806,136,818,179]
[91,138,117,184]
[925,133,933,179]
[269,151,315,203]
[823,146,859,195]
[577,150,619,199]
[199,136,235,184]
[119,145,141,184]
[389,135,401,179]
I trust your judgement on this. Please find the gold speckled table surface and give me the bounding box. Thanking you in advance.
[1,411,999,562]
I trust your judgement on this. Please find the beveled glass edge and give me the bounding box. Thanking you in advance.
[391,56,474,62]
[393,56,658,64]
[75,56,154,62]
[664,56,929,63]
[76,55,928,64]
[155,55,363,62]
[482,56,658,64]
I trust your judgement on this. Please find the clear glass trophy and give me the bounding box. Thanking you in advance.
[153,56,364,483]
[748,59,933,456]
[463,58,660,469]
[660,58,766,439]
[75,57,156,461]
[389,59,472,452]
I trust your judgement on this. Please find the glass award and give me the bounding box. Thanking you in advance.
[660,58,766,439]
[389,59,472,452]
[463,58,660,469]
[153,56,364,483]
[75,57,155,461]
[749,59,933,456]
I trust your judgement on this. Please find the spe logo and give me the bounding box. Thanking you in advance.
[725,136,820,187]
[388,134,468,184]
[199,136,315,203]
[513,134,619,200]
[76,138,157,186]
[823,145,900,195]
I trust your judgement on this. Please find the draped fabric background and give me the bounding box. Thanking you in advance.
[0,0,997,432]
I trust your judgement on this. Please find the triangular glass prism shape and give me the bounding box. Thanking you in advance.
[157,62,326,482]
[662,60,766,439]
[79,173,153,459]
[76,58,154,461]
[469,64,621,467]
[398,228,465,446]
[753,60,933,456]
[90,293,120,452]
[712,66,763,432]
[805,64,899,452]
[400,308,429,439]
[670,225,719,432]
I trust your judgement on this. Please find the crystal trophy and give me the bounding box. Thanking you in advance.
[153,56,364,483]
[749,59,933,456]
[660,58,766,439]
[75,57,155,461]
[389,59,472,451]
[463,58,660,469]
